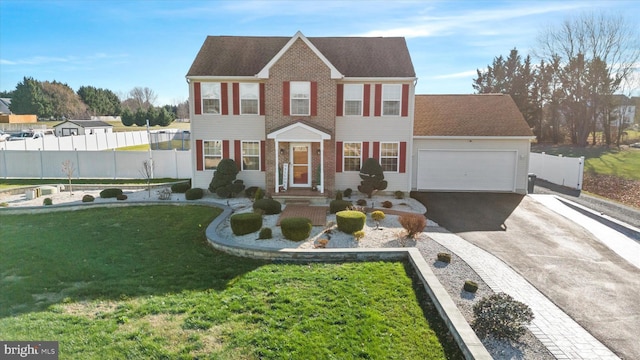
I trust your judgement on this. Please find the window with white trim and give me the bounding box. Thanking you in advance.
[240,83,259,115]
[343,142,362,172]
[382,84,401,116]
[290,81,310,116]
[344,84,363,116]
[242,141,260,171]
[201,83,221,114]
[203,140,222,169]
[380,142,399,172]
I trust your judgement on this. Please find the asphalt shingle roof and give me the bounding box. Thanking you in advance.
[414,94,534,137]
[187,35,415,78]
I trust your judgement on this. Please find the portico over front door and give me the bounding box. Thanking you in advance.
[290,143,311,187]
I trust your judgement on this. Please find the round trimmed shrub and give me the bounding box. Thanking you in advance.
[43,197,53,206]
[171,182,191,193]
[356,199,367,206]
[343,188,353,198]
[336,210,366,234]
[253,198,282,215]
[258,227,272,240]
[281,217,312,241]
[185,188,204,200]
[329,199,352,214]
[230,212,263,236]
[82,194,95,203]
[382,200,393,208]
[116,194,128,201]
[100,188,123,198]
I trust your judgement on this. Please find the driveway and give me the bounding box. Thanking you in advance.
[412,192,640,360]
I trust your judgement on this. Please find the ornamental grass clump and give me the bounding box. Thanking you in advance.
[472,292,534,341]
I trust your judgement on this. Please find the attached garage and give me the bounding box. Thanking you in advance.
[412,94,534,194]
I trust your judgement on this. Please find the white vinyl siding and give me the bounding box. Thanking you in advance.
[240,83,259,115]
[344,84,363,116]
[290,81,310,116]
[382,84,401,116]
[201,83,221,114]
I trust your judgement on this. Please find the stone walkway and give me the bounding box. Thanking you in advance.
[426,228,619,360]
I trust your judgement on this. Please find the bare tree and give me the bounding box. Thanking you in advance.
[139,159,154,198]
[61,160,76,196]
[127,87,158,111]
[536,12,640,146]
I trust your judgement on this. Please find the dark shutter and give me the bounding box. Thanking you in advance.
[335,141,343,173]
[336,84,344,116]
[232,83,240,115]
[401,84,409,117]
[221,83,229,115]
[311,81,318,116]
[374,84,382,117]
[282,81,290,116]
[194,82,202,115]
[399,141,407,173]
[196,139,203,170]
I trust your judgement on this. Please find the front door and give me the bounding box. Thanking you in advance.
[290,143,311,187]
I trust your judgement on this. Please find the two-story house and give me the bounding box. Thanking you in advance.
[186,32,533,196]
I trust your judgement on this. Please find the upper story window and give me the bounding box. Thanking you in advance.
[204,140,222,169]
[344,84,363,116]
[380,142,399,172]
[201,83,221,114]
[290,81,310,116]
[242,141,260,171]
[382,84,401,116]
[240,83,259,115]
[343,142,362,172]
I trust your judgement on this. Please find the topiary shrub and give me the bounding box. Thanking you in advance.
[463,280,478,293]
[356,199,367,206]
[258,227,272,240]
[254,187,264,201]
[171,182,191,193]
[116,194,128,201]
[185,188,204,200]
[381,200,393,208]
[437,252,452,263]
[329,199,352,214]
[472,293,534,341]
[335,191,343,200]
[399,213,426,238]
[336,210,366,234]
[208,159,245,198]
[280,217,312,241]
[230,212,263,236]
[253,198,282,215]
[100,188,123,198]
[394,190,404,199]
[343,188,353,198]
[371,210,385,230]
[357,158,388,198]
[245,186,259,199]
[82,194,95,203]
[43,197,53,206]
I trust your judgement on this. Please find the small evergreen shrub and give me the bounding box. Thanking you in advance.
[437,252,452,263]
[281,217,313,241]
[244,186,259,199]
[82,194,95,203]
[463,280,478,293]
[185,188,204,200]
[335,191,343,200]
[343,188,353,198]
[100,188,123,198]
[399,213,427,238]
[253,198,282,215]
[258,227,273,240]
[381,200,393,208]
[43,197,53,206]
[230,212,263,236]
[254,187,264,201]
[171,182,191,193]
[394,190,404,199]
[353,230,365,241]
[116,194,128,201]
[472,293,534,341]
[329,199,352,214]
[371,210,385,229]
[356,199,368,206]
[336,210,366,234]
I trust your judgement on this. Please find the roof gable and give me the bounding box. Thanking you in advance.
[187,33,415,79]
[414,94,534,137]
[54,120,113,128]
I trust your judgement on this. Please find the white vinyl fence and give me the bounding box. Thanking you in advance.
[529,152,585,190]
[0,149,192,179]
[0,131,149,151]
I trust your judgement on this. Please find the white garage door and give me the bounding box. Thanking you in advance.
[417,150,517,192]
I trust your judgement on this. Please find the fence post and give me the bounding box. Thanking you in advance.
[577,156,585,190]
[39,149,44,179]
[76,149,81,179]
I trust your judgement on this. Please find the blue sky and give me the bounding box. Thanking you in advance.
[1,0,638,105]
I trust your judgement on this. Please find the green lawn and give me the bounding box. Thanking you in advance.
[532,145,640,181]
[0,206,458,359]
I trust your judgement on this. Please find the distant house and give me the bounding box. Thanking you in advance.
[53,120,113,136]
[0,98,10,114]
[186,32,534,195]
[609,94,636,127]
[0,98,38,123]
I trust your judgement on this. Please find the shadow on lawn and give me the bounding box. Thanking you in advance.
[411,192,524,232]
